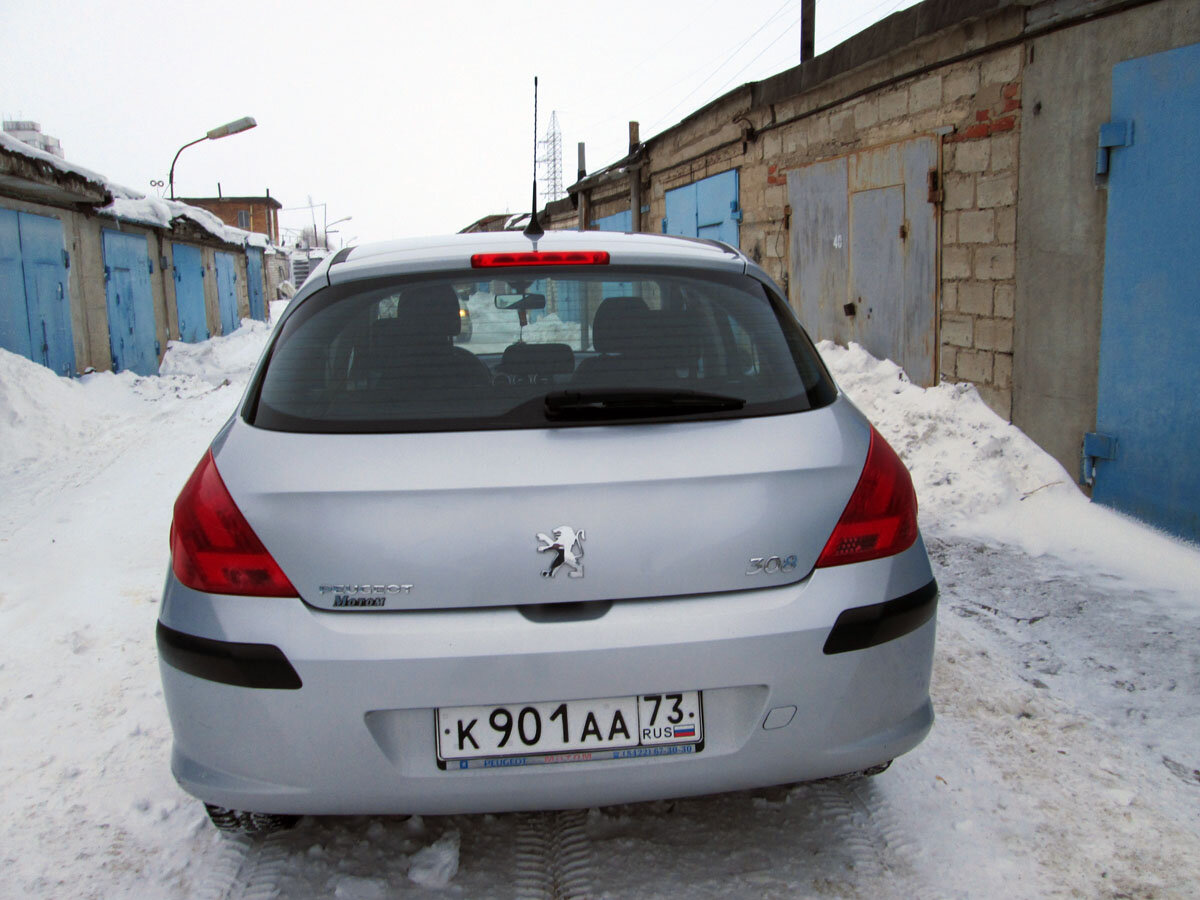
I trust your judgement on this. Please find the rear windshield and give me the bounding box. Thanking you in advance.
[246,266,836,432]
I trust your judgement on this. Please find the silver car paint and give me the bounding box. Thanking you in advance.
[327,232,749,288]
[160,231,937,815]
[159,538,934,815]
[217,399,870,611]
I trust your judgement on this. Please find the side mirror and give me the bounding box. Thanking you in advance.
[495,292,547,311]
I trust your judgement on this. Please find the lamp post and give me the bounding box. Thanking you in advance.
[168,116,257,200]
[324,215,351,250]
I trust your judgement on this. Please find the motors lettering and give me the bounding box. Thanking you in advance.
[321,583,412,607]
[332,595,386,608]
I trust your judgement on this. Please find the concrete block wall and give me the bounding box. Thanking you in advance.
[938,44,1023,417]
[637,34,1026,416]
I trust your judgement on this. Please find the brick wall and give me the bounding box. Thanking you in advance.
[183,198,279,243]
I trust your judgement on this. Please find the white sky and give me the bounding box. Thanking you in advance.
[2,0,921,244]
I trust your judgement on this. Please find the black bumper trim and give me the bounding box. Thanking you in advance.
[822,578,938,655]
[156,621,302,690]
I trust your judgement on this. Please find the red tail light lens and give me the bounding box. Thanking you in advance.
[170,450,296,596]
[471,250,610,268]
[816,427,919,568]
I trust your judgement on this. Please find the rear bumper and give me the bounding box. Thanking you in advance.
[157,539,937,816]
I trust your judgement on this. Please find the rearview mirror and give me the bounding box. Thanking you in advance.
[495,293,547,311]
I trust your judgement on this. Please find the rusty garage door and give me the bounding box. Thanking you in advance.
[787,136,938,385]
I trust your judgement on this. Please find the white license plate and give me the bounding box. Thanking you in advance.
[436,691,703,768]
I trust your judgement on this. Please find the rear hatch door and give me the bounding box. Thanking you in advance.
[215,400,868,610]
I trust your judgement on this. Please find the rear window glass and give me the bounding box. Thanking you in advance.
[247,266,835,432]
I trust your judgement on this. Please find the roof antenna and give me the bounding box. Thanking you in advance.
[523,75,545,240]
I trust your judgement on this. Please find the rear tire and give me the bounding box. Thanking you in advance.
[860,760,892,777]
[204,803,301,835]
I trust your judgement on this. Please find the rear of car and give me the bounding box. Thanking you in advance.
[157,231,936,826]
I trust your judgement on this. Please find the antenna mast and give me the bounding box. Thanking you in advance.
[523,76,544,239]
[538,111,565,203]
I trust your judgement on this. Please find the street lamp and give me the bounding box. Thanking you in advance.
[168,116,257,200]
[324,215,351,249]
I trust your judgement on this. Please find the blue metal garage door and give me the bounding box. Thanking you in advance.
[246,247,266,320]
[1090,41,1200,541]
[0,209,32,361]
[591,210,632,232]
[171,243,208,343]
[102,229,159,376]
[586,210,635,303]
[1,210,76,375]
[214,251,239,334]
[663,169,740,247]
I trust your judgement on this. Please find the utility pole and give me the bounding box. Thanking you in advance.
[801,0,815,62]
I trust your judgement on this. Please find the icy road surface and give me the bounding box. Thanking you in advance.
[1,307,1197,899]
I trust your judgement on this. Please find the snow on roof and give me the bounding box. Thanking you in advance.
[0,130,110,188]
[99,183,268,247]
[1,131,269,249]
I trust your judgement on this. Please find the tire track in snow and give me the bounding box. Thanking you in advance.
[237,831,291,900]
[515,809,594,900]
[839,776,920,875]
[192,830,291,900]
[192,834,252,900]
[805,778,890,881]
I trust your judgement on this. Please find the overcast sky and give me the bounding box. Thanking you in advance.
[2,0,920,245]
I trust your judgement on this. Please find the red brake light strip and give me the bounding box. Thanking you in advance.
[471,251,610,268]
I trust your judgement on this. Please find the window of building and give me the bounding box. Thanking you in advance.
[237,210,250,229]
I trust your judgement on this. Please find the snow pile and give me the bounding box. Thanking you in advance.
[820,341,1200,597]
[406,829,461,887]
[464,289,582,352]
[526,312,582,346]
[0,348,159,481]
[0,347,98,466]
[159,318,276,385]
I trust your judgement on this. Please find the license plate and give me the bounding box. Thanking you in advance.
[436,691,703,769]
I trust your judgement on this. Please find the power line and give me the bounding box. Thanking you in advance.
[569,0,788,141]
[658,0,918,132]
[814,0,913,49]
[645,0,799,134]
[695,7,809,109]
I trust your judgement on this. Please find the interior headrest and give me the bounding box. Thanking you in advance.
[592,296,649,353]
[394,283,461,337]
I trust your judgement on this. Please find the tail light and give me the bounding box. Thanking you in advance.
[816,427,919,568]
[471,250,609,268]
[170,450,296,596]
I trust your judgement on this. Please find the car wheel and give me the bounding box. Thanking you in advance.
[860,760,892,777]
[204,803,301,835]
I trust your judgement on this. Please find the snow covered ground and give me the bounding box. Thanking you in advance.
[1,309,1197,899]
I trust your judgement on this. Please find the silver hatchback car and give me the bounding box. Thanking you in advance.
[157,230,936,833]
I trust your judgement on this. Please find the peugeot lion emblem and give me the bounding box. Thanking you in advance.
[537,526,585,579]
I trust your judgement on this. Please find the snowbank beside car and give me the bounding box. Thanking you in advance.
[822,340,1200,600]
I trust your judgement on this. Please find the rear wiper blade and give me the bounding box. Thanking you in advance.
[543,388,746,421]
